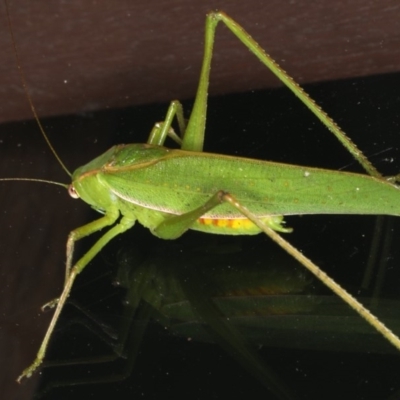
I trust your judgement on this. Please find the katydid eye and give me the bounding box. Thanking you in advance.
[68,185,79,199]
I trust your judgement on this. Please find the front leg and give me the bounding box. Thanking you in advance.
[65,210,120,284]
[17,213,135,383]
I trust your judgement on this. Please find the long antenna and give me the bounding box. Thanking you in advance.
[0,177,68,188]
[5,1,72,178]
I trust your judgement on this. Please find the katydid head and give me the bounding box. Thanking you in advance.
[67,146,121,210]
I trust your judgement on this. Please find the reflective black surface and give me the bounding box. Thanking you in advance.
[1,73,400,399]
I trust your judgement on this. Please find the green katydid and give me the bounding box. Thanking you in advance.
[4,4,400,386]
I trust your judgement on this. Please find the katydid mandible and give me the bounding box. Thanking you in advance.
[4,6,400,383]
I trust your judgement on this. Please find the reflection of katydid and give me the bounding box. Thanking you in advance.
[4,5,400,384]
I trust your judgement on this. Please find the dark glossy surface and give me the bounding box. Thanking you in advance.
[0,74,400,399]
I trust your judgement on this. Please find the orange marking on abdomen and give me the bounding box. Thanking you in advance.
[198,217,255,230]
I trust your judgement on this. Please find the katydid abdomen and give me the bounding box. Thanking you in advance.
[72,143,400,236]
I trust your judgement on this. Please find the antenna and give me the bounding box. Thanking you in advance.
[5,0,72,178]
[0,177,68,188]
